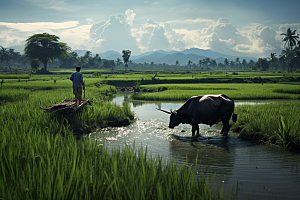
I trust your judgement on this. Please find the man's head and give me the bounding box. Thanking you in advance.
[76,66,81,72]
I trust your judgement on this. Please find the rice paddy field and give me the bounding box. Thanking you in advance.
[0,72,236,199]
[1,70,300,199]
[132,83,300,100]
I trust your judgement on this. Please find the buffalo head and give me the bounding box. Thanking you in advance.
[156,108,181,129]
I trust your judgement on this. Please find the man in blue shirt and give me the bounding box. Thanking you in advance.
[70,66,85,105]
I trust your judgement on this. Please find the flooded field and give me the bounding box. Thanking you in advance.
[87,95,300,200]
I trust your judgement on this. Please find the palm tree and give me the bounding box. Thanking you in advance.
[84,51,92,61]
[198,60,202,68]
[0,46,12,72]
[242,59,247,71]
[280,48,294,72]
[229,61,235,69]
[122,50,131,70]
[268,53,278,70]
[116,58,122,66]
[175,60,180,66]
[281,28,299,52]
[187,60,193,69]
[223,58,229,70]
[210,59,217,69]
[95,54,101,67]
[235,57,240,70]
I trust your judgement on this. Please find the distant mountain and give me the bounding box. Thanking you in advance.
[156,52,206,65]
[74,48,257,65]
[130,48,257,65]
[181,48,230,59]
[98,50,121,59]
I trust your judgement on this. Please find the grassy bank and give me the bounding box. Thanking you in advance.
[232,101,300,151]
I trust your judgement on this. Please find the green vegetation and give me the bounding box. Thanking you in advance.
[0,74,234,199]
[232,101,300,151]
[132,83,300,100]
[25,33,71,72]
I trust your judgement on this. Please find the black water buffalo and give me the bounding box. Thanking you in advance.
[157,94,237,136]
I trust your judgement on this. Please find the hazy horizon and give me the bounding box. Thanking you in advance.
[1,0,299,58]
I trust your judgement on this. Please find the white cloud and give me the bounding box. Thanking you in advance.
[59,25,92,50]
[89,13,140,54]
[133,18,171,52]
[125,9,136,26]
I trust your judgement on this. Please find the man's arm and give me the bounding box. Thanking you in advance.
[70,73,74,81]
[80,80,85,90]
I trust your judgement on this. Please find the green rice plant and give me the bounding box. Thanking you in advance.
[234,101,300,149]
[273,88,300,94]
[0,74,30,79]
[274,116,300,150]
[133,83,300,100]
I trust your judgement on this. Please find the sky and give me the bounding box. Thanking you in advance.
[0,0,299,58]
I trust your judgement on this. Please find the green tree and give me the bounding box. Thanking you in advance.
[30,59,40,73]
[0,46,12,71]
[268,53,278,70]
[253,58,269,71]
[198,60,203,70]
[102,59,115,70]
[242,59,247,71]
[223,58,229,70]
[25,33,70,72]
[281,28,299,52]
[248,59,255,69]
[210,59,217,69]
[187,60,192,69]
[175,60,180,66]
[84,51,92,61]
[235,57,240,70]
[95,54,102,67]
[122,50,131,70]
[116,58,122,66]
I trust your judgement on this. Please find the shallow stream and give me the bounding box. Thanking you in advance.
[88,95,300,200]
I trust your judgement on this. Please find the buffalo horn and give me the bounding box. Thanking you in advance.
[156,108,171,114]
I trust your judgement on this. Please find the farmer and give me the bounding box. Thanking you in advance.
[70,66,85,105]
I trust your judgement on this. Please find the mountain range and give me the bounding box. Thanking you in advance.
[76,48,257,65]
[7,44,257,64]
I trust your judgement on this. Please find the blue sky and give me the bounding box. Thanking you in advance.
[0,0,299,57]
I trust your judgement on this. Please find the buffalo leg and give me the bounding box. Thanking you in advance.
[192,124,199,136]
[221,120,230,136]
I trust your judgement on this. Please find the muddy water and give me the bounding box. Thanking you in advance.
[88,96,300,200]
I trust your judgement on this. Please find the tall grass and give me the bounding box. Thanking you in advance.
[1,126,233,199]
[233,101,300,149]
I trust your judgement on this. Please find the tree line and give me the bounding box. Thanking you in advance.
[0,28,299,73]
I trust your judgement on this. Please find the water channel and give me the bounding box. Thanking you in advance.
[88,95,300,200]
